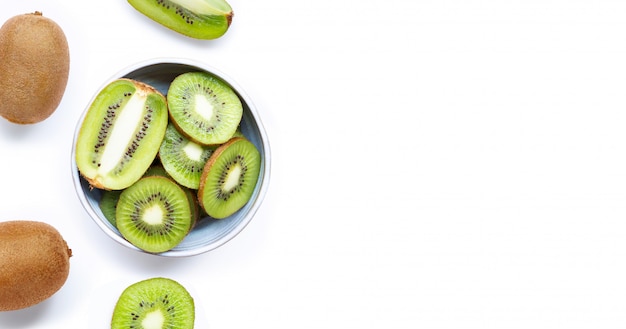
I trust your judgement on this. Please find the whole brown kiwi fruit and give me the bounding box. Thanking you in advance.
[0,11,69,124]
[0,220,72,311]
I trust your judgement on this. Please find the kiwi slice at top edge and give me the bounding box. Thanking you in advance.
[167,71,243,146]
[198,137,261,219]
[127,0,233,40]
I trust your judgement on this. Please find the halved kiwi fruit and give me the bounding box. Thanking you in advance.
[167,71,242,145]
[76,78,168,190]
[159,123,216,189]
[127,0,233,40]
[116,176,193,253]
[111,277,194,329]
[198,137,261,219]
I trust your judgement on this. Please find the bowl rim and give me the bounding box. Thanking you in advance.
[71,57,271,257]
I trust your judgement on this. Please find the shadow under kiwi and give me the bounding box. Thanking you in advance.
[114,242,209,275]
[0,299,51,328]
[0,118,40,140]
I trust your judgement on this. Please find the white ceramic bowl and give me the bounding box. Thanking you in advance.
[71,58,271,257]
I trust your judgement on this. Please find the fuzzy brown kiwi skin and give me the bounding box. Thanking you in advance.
[0,12,69,124]
[0,220,72,311]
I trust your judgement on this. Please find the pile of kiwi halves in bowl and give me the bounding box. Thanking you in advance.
[75,71,261,254]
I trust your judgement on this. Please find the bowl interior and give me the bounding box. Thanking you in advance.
[71,60,270,257]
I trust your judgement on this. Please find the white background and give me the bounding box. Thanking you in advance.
[0,0,626,328]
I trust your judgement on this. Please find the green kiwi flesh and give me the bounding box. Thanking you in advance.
[99,190,122,227]
[167,71,243,145]
[184,188,200,229]
[127,0,233,40]
[232,127,245,138]
[111,277,195,329]
[198,137,261,219]
[143,164,170,178]
[141,163,199,229]
[159,123,216,189]
[76,78,168,190]
[116,176,193,253]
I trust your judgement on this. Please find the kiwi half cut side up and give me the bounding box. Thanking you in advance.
[116,176,193,253]
[75,78,168,191]
[127,0,233,40]
[111,277,195,329]
[198,137,261,219]
[167,71,243,145]
[159,123,216,189]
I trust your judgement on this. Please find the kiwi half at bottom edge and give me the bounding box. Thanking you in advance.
[111,277,195,329]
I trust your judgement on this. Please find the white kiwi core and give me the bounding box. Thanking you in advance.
[223,165,242,191]
[194,94,215,121]
[171,0,232,15]
[142,310,165,328]
[143,204,165,226]
[183,142,204,161]
[98,91,149,175]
